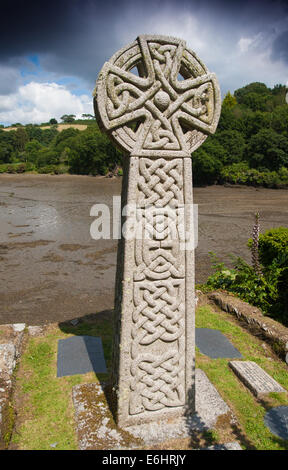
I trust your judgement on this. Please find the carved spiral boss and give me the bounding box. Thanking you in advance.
[94,35,220,427]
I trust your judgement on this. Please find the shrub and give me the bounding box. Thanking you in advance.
[38,165,58,174]
[0,164,8,173]
[253,227,288,266]
[220,164,288,188]
[204,227,288,325]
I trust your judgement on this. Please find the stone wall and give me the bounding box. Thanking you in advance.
[0,323,26,449]
[208,291,288,363]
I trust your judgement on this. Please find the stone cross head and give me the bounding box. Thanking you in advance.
[94,35,221,158]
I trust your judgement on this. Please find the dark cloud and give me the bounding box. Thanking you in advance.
[271,30,288,63]
[0,0,287,95]
[0,0,118,92]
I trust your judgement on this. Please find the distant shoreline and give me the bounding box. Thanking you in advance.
[0,171,287,190]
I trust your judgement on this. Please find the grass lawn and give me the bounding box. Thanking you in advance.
[196,305,288,450]
[10,305,288,450]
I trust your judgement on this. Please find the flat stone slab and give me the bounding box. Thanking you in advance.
[196,328,242,359]
[205,442,242,450]
[72,369,232,449]
[57,336,107,377]
[72,382,140,450]
[264,406,288,440]
[229,361,285,396]
[28,326,45,337]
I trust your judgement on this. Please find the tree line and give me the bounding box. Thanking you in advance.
[0,82,287,187]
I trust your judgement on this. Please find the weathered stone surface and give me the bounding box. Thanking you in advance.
[28,325,45,337]
[12,323,25,333]
[0,324,26,449]
[204,442,242,450]
[0,343,17,449]
[94,35,221,158]
[0,344,16,381]
[208,291,288,362]
[125,369,231,443]
[72,369,232,449]
[72,382,140,450]
[229,361,285,396]
[94,35,221,428]
[264,406,288,440]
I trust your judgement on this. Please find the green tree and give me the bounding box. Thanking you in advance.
[234,82,270,111]
[24,140,42,163]
[36,147,59,167]
[0,130,16,163]
[0,142,13,163]
[192,148,223,185]
[14,127,29,152]
[81,113,95,119]
[60,114,76,123]
[247,128,288,171]
[217,106,240,132]
[216,130,246,164]
[68,127,121,175]
[222,91,237,108]
[25,125,43,143]
[241,110,270,139]
[271,105,288,137]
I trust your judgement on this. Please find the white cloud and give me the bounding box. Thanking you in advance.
[0,81,93,125]
[238,37,254,54]
[114,8,288,96]
[238,33,264,54]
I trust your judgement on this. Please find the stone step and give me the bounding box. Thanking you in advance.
[229,361,286,397]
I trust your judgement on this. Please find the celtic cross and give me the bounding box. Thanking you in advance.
[94,35,221,428]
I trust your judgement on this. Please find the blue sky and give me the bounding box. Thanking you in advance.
[0,0,287,126]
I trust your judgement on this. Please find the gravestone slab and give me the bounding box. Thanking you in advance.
[57,336,107,377]
[264,406,288,440]
[229,361,285,396]
[196,328,242,359]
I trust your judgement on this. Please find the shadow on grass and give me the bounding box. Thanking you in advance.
[183,389,217,449]
[184,378,257,450]
[58,309,114,368]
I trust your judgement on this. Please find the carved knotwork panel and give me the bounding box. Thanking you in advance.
[94,35,221,157]
[130,346,185,414]
[129,158,186,415]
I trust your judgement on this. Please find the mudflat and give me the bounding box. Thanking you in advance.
[0,174,287,324]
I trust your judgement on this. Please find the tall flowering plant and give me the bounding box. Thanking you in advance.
[251,212,263,277]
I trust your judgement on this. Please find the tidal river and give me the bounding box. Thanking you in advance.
[0,174,287,324]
